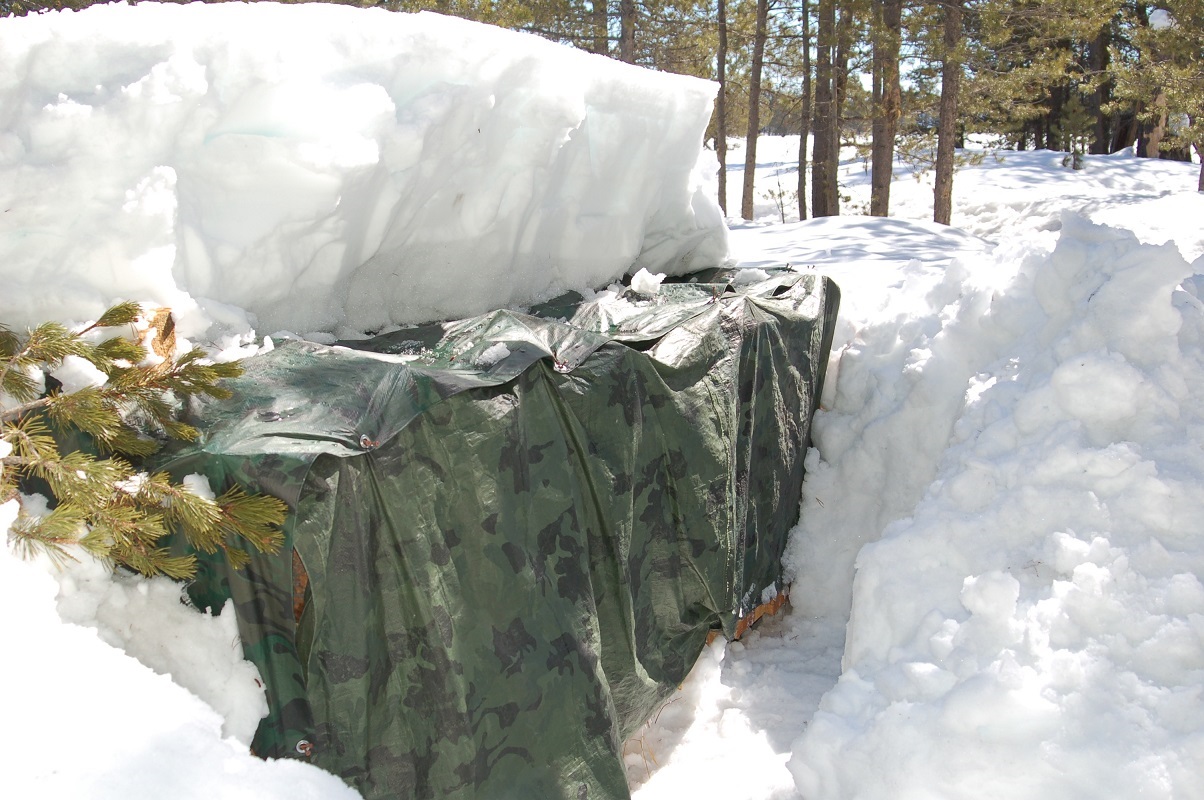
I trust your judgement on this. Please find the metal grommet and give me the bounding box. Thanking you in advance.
[295,739,314,757]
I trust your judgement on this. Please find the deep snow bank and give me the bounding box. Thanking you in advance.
[785,214,1204,798]
[0,2,726,336]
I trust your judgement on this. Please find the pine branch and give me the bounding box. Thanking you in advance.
[216,486,287,555]
[6,504,89,567]
[0,326,20,359]
[3,302,283,581]
[0,395,53,424]
[90,301,143,332]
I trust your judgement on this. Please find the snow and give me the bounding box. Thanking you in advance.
[48,353,109,394]
[182,472,216,501]
[0,1,725,339]
[3,4,1204,800]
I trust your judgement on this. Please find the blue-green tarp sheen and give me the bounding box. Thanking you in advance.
[164,267,839,799]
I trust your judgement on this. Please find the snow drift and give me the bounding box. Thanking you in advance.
[0,2,727,337]
[783,214,1204,798]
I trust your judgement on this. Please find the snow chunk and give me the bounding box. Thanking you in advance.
[0,3,727,338]
[630,267,667,295]
[182,473,216,502]
[476,342,511,369]
[49,354,108,394]
[1149,8,1175,28]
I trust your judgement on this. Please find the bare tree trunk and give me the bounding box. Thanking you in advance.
[1046,83,1063,151]
[1197,145,1203,192]
[590,0,609,56]
[619,0,636,63]
[717,0,728,215]
[870,0,901,217]
[933,0,962,226]
[741,0,770,220]
[1146,90,1168,158]
[797,0,812,220]
[831,6,853,213]
[1088,29,1111,154]
[812,0,836,217]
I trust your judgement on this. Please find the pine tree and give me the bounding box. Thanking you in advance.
[1112,0,1204,187]
[1,303,285,580]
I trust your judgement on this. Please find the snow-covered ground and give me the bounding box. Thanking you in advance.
[4,4,1204,799]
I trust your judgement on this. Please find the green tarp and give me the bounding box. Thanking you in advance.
[163,268,839,799]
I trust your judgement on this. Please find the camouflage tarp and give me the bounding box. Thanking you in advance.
[162,268,839,800]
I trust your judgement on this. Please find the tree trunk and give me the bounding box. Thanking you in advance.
[1196,142,1203,192]
[797,0,812,220]
[832,6,853,199]
[1088,29,1111,154]
[933,0,962,226]
[811,0,837,217]
[741,0,770,220]
[590,0,609,56]
[1046,83,1063,151]
[717,0,728,215]
[1145,90,1168,158]
[870,0,901,217]
[619,0,636,63]
[1110,111,1138,153]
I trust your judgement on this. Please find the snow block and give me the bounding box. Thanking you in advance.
[0,3,727,336]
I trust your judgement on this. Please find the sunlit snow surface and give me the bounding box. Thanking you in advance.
[4,4,1204,799]
[0,1,725,337]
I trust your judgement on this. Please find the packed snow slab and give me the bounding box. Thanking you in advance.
[0,2,727,336]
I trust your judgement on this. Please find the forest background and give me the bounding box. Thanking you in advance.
[6,0,1202,231]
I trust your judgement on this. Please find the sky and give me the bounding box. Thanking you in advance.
[3,4,1204,800]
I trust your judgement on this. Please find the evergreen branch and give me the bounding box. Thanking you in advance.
[158,348,244,400]
[19,322,93,365]
[2,413,60,463]
[3,302,278,581]
[216,486,287,554]
[44,388,143,454]
[108,541,197,581]
[0,326,20,359]
[91,301,143,332]
[151,473,225,554]
[85,336,146,374]
[0,394,53,424]
[225,547,251,571]
[6,504,88,567]
[92,336,146,368]
[1,370,40,404]
[86,503,171,567]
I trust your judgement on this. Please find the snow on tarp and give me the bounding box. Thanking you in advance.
[0,2,727,338]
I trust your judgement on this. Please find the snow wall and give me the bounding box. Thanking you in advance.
[0,2,728,336]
